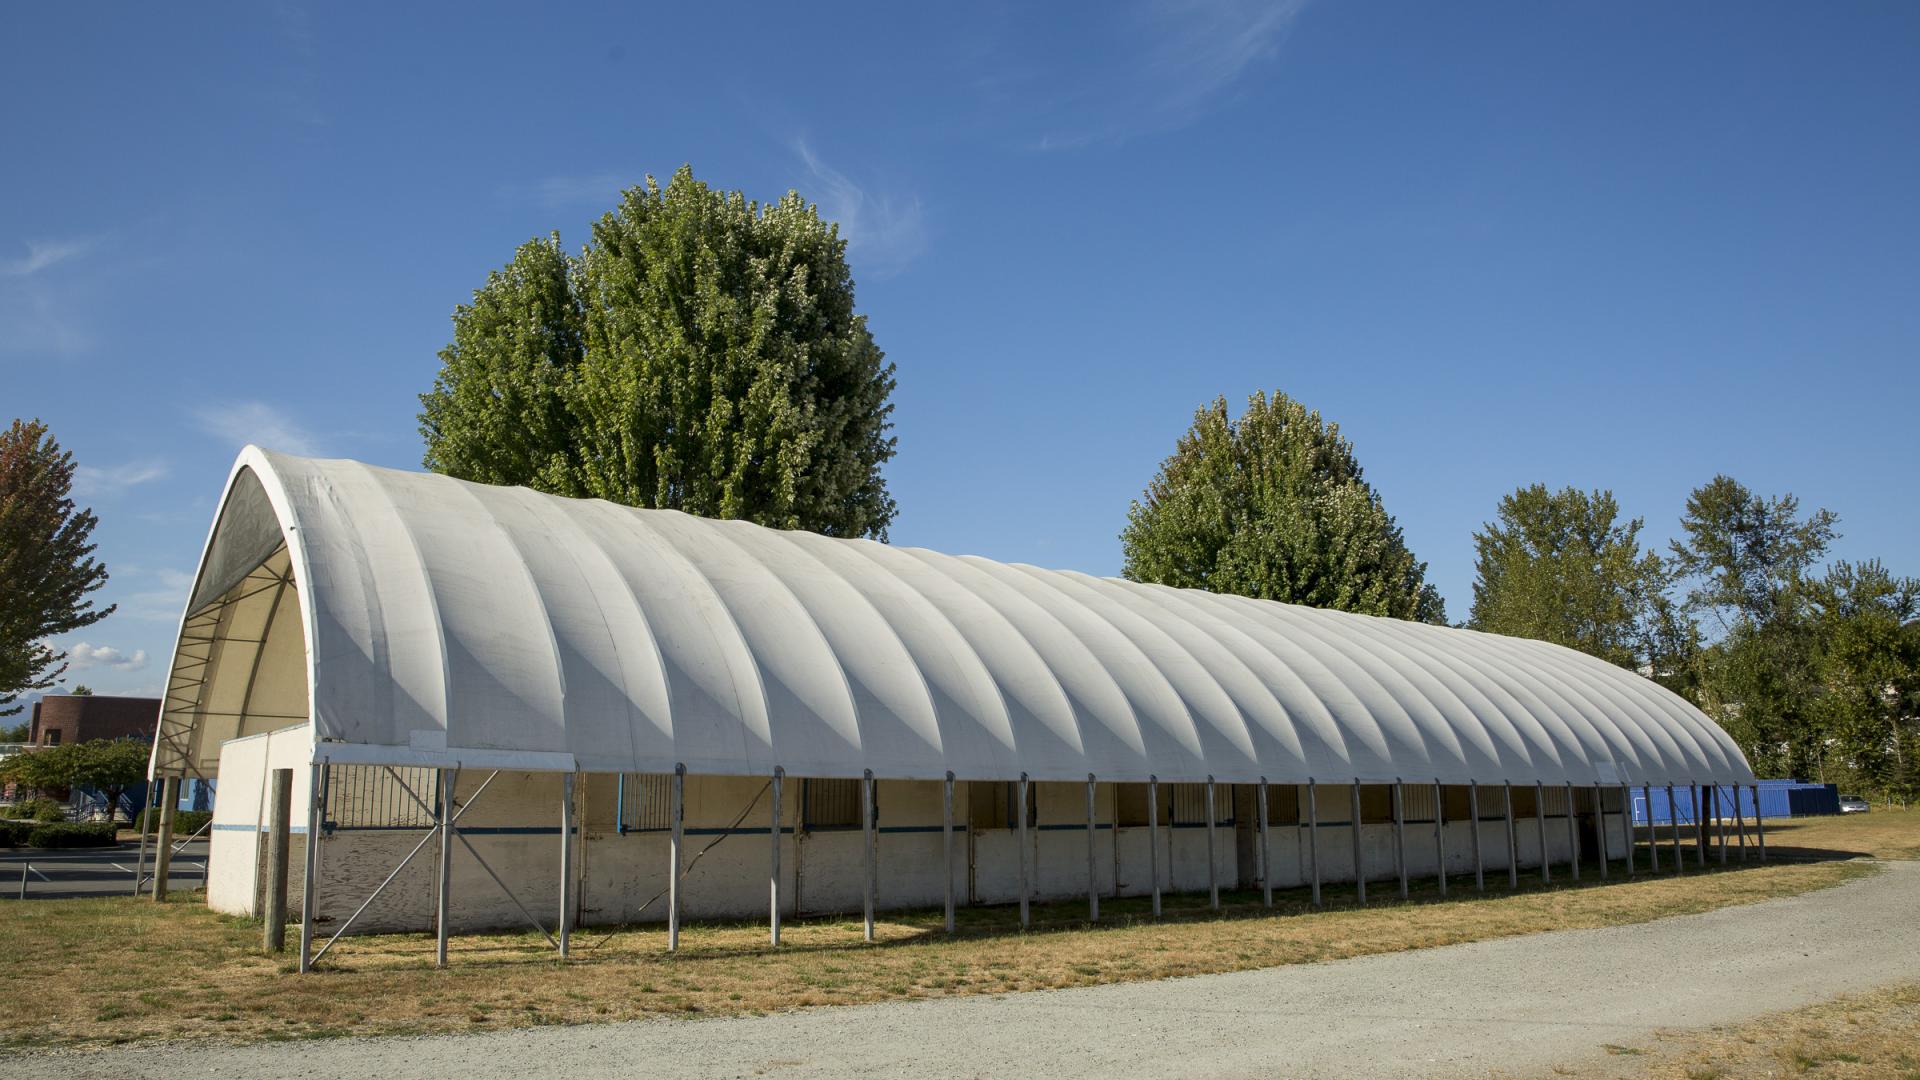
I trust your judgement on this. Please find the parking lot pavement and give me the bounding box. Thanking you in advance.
[1,839,208,900]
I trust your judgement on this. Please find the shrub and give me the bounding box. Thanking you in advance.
[26,821,117,848]
[0,820,31,847]
[137,808,212,837]
[5,798,68,823]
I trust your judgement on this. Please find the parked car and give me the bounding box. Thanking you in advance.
[1839,795,1871,814]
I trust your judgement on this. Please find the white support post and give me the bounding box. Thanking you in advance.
[1086,775,1099,922]
[1469,780,1483,892]
[1305,779,1321,907]
[298,762,323,974]
[862,769,876,943]
[770,766,783,946]
[1204,778,1220,911]
[1393,780,1408,899]
[1535,781,1551,883]
[1620,783,1634,877]
[1146,775,1161,918]
[668,764,684,952]
[1564,782,1580,882]
[1503,782,1517,889]
[1593,784,1608,880]
[1017,773,1031,928]
[436,768,454,967]
[1257,779,1272,908]
[942,771,955,934]
[559,772,574,959]
[1432,779,1447,897]
[1351,780,1367,905]
[1751,784,1766,862]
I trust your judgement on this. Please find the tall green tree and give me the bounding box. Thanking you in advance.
[0,738,149,821]
[1804,560,1920,802]
[0,420,113,716]
[1121,392,1444,622]
[1669,476,1838,777]
[419,166,898,539]
[1467,485,1677,672]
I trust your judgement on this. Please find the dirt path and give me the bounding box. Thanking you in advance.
[7,860,1914,1079]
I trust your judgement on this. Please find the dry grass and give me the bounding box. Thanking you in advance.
[1754,806,1920,862]
[1559,984,1920,1078]
[0,844,1878,1051]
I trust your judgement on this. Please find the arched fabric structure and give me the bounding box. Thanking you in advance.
[152,448,1756,788]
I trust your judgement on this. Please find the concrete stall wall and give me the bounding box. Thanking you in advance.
[207,732,1633,936]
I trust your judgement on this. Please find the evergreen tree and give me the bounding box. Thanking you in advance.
[1121,392,1444,622]
[1467,485,1675,672]
[1805,560,1920,803]
[420,166,898,539]
[0,420,113,716]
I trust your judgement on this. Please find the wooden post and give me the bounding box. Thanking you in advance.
[770,767,783,946]
[436,768,453,967]
[1564,782,1580,882]
[1535,781,1550,883]
[264,768,292,952]
[1503,782,1518,889]
[861,770,876,943]
[1432,779,1447,897]
[1146,776,1160,918]
[1393,780,1412,895]
[151,777,176,902]
[1469,780,1484,892]
[668,764,684,951]
[942,771,955,934]
[1306,779,1321,906]
[558,772,574,958]
[1593,784,1608,880]
[1350,781,1367,905]
[1017,773,1030,929]
[1257,779,1272,908]
[1204,777,1219,911]
[1086,775,1100,921]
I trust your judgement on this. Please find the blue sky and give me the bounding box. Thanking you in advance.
[3,2,1917,698]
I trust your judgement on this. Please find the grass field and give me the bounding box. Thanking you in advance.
[0,808,1909,1050]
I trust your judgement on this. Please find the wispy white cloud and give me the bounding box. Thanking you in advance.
[793,141,928,277]
[194,401,322,456]
[73,458,169,498]
[121,568,197,623]
[1024,0,1311,150]
[0,237,102,355]
[65,642,151,673]
[0,238,97,277]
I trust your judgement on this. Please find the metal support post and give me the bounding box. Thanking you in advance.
[1751,784,1766,862]
[1351,781,1367,905]
[1593,784,1608,880]
[1535,781,1550,883]
[1433,779,1447,896]
[1392,780,1408,899]
[1564,782,1580,882]
[298,762,323,973]
[1469,780,1484,891]
[558,772,574,959]
[1146,775,1160,917]
[1504,782,1518,888]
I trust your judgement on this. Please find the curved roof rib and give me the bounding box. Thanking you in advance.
[155,448,1756,786]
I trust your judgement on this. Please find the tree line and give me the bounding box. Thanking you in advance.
[5,167,1911,808]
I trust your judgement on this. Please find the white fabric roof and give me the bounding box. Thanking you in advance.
[155,448,1755,786]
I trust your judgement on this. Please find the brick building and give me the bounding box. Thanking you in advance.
[28,694,160,746]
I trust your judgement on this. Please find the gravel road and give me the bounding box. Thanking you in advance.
[6,860,1913,1079]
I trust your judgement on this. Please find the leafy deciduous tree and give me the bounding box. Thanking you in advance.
[0,420,114,716]
[420,166,898,539]
[1467,484,1676,673]
[1121,392,1444,622]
